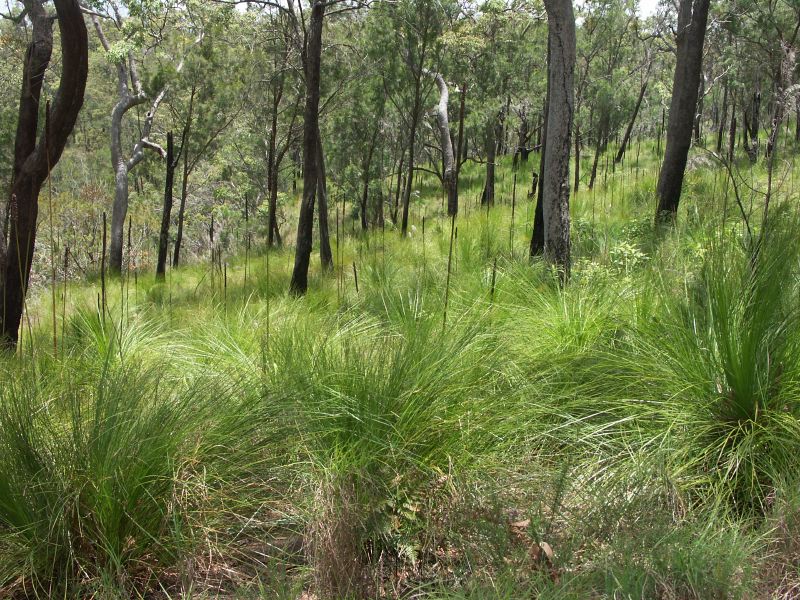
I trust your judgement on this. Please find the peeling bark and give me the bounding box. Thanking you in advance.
[425,69,457,216]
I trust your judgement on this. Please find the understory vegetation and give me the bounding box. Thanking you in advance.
[3,149,800,599]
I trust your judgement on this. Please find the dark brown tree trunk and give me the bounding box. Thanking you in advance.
[316,134,333,271]
[401,92,422,236]
[728,103,737,162]
[655,0,711,223]
[615,80,648,164]
[588,124,605,190]
[540,0,575,278]
[360,120,380,230]
[393,148,405,223]
[267,75,283,247]
[172,85,195,268]
[1,0,88,350]
[481,117,499,206]
[156,132,178,280]
[573,121,580,192]
[530,43,550,258]
[290,0,325,294]
[716,80,728,153]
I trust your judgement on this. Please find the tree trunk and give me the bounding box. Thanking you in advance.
[693,76,704,145]
[728,103,737,162]
[655,0,711,222]
[316,134,333,271]
[109,158,131,274]
[267,79,283,247]
[360,120,380,229]
[481,117,498,206]
[573,121,580,192]
[393,148,405,223]
[716,79,728,153]
[588,123,605,189]
[427,70,458,216]
[401,88,422,236]
[172,85,195,268]
[290,0,325,294]
[540,0,575,278]
[615,80,648,164]
[1,0,88,349]
[156,132,177,280]
[93,12,166,275]
[530,44,550,258]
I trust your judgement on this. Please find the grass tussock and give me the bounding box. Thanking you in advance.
[3,153,800,598]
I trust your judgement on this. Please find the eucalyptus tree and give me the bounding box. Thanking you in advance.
[655,0,711,222]
[169,4,245,267]
[287,0,370,294]
[85,0,184,274]
[0,0,88,349]
[373,0,445,237]
[540,0,575,278]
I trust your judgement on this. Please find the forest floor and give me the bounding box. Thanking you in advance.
[3,140,800,599]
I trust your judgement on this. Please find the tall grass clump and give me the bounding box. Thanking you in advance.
[267,304,509,597]
[575,211,800,512]
[0,350,267,597]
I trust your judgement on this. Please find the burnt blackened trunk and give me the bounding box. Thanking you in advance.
[360,120,380,230]
[401,91,422,236]
[267,76,283,247]
[173,85,195,268]
[316,135,333,271]
[290,0,325,294]
[615,80,648,164]
[156,132,178,280]
[1,0,88,349]
[655,0,711,223]
[393,148,405,223]
[530,42,550,258]
[588,113,608,189]
[540,0,575,278]
[481,117,500,206]
[716,79,728,153]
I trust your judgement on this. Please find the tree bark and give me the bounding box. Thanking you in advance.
[172,85,196,268]
[481,116,501,206]
[267,73,284,247]
[426,69,457,216]
[530,43,550,258]
[316,134,333,271]
[573,122,580,192]
[360,120,380,229]
[393,147,405,223]
[156,132,179,280]
[540,0,575,278]
[655,0,711,223]
[1,0,88,349]
[91,15,166,274]
[615,80,648,164]
[401,82,423,236]
[290,0,325,294]
[716,79,728,153]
